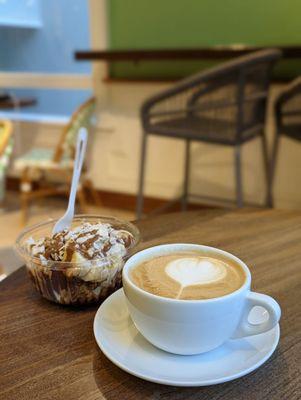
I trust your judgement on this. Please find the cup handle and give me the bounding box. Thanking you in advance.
[231,292,281,339]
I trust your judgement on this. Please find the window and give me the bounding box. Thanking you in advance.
[0,0,92,121]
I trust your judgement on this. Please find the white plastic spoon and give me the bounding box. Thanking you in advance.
[52,128,88,234]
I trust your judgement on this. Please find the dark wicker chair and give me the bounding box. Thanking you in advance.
[136,49,282,218]
[268,77,301,207]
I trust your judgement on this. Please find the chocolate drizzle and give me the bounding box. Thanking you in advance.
[27,222,134,264]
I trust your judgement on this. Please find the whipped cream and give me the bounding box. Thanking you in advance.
[26,221,134,281]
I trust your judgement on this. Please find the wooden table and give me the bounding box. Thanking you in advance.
[0,209,300,400]
[0,97,37,109]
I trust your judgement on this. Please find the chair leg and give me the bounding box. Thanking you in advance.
[234,145,243,208]
[260,134,272,208]
[267,134,280,208]
[182,140,191,211]
[21,193,29,226]
[77,184,88,213]
[0,173,6,208]
[20,168,31,225]
[136,133,148,220]
[83,178,102,207]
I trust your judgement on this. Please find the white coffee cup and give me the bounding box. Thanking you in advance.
[122,243,281,355]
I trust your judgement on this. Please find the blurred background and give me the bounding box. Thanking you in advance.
[0,0,300,279]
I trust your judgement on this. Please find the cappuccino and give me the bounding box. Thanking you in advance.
[130,251,246,300]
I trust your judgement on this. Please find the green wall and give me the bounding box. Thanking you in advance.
[108,0,301,79]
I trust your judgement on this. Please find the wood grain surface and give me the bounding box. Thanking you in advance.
[0,209,300,400]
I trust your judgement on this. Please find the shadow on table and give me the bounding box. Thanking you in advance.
[92,346,289,400]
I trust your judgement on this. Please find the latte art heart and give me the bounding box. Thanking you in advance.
[165,257,226,287]
[130,251,246,300]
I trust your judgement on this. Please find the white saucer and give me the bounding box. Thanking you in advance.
[93,289,280,387]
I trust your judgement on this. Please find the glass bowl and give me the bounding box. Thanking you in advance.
[15,215,140,306]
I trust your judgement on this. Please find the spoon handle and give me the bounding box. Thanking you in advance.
[52,128,88,235]
[66,128,88,216]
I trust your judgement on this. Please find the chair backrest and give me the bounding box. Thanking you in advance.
[53,97,96,163]
[142,49,282,141]
[0,119,13,167]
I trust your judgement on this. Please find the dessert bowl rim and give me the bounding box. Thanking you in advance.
[15,214,140,268]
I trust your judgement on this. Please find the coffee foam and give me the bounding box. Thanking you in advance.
[166,257,226,287]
